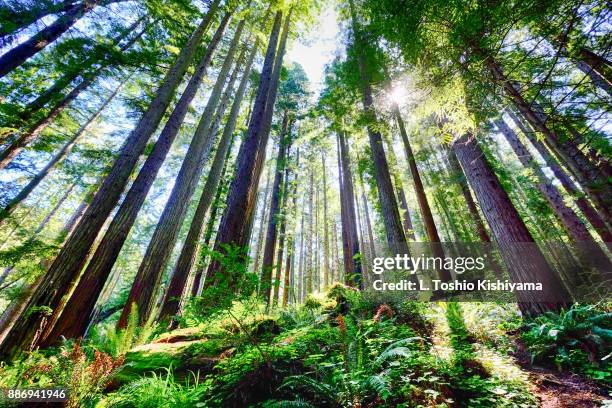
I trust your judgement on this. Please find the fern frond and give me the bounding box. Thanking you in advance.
[281,375,336,401]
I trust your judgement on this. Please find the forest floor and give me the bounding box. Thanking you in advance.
[512,338,609,407]
[1,286,610,407]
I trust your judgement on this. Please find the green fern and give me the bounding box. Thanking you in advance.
[281,375,337,402]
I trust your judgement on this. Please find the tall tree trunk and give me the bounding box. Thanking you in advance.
[337,133,350,279]
[0,0,126,40]
[481,51,612,224]
[260,113,290,303]
[506,109,612,241]
[354,186,368,283]
[0,7,221,358]
[330,220,338,283]
[88,264,122,330]
[159,42,257,321]
[0,0,75,38]
[205,9,292,289]
[35,183,76,234]
[338,131,362,287]
[0,0,101,78]
[273,161,290,305]
[358,172,377,262]
[0,76,128,225]
[282,235,294,306]
[447,148,491,242]
[282,149,299,306]
[296,200,305,303]
[314,184,320,291]
[252,166,273,278]
[305,169,314,296]
[41,11,231,344]
[0,180,74,299]
[452,133,571,315]
[394,105,450,281]
[190,145,235,297]
[114,15,242,328]
[0,26,146,170]
[0,180,77,287]
[495,118,611,280]
[321,153,330,288]
[12,16,143,130]
[548,34,612,95]
[382,132,415,239]
[0,184,90,345]
[572,46,612,95]
[348,1,408,257]
[243,9,293,243]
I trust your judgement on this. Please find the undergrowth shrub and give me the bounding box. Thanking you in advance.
[0,340,123,407]
[99,368,208,408]
[521,303,612,381]
[89,303,157,357]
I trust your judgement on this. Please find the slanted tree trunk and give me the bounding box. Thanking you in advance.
[242,9,293,244]
[0,8,221,358]
[0,180,77,288]
[0,0,127,40]
[88,265,122,328]
[0,184,90,345]
[0,26,146,169]
[0,0,101,78]
[452,133,571,315]
[547,34,612,95]
[481,51,612,225]
[382,132,415,239]
[0,76,128,225]
[573,46,612,94]
[205,9,292,289]
[12,17,143,131]
[495,118,611,280]
[506,109,612,241]
[338,131,362,287]
[190,143,236,297]
[115,15,243,328]
[260,113,290,303]
[447,147,491,242]
[159,42,257,321]
[40,11,231,344]
[394,105,450,281]
[348,1,408,258]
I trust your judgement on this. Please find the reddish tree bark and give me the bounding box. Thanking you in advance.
[0,6,220,358]
[452,133,571,316]
[205,9,292,289]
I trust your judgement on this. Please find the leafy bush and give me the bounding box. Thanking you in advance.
[89,303,157,357]
[100,368,209,408]
[521,304,612,381]
[0,340,123,407]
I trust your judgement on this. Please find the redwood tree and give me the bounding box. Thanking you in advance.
[0,5,220,358]
[452,133,571,316]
